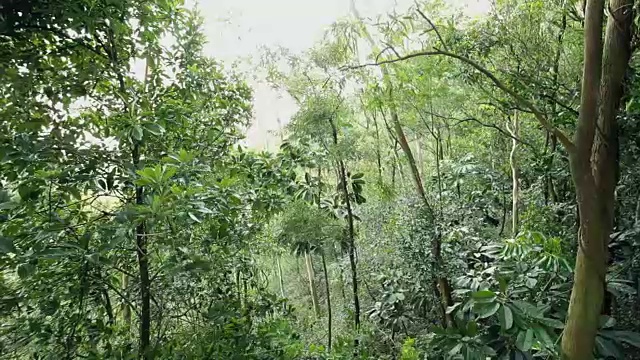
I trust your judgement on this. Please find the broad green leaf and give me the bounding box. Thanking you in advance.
[538,317,564,329]
[16,263,35,279]
[532,324,554,348]
[595,335,623,359]
[0,236,16,254]
[476,302,500,319]
[498,304,513,330]
[516,328,534,351]
[131,125,143,141]
[143,122,165,135]
[472,290,496,303]
[611,331,640,348]
[448,343,463,356]
[512,300,543,319]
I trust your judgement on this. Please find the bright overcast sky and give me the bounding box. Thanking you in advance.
[188,0,490,149]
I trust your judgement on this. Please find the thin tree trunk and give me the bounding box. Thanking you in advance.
[327,112,360,338]
[321,251,332,352]
[277,256,285,299]
[355,8,453,322]
[134,148,150,360]
[305,252,321,317]
[339,157,360,330]
[122,273,131,325]
[499,181,507,236]
[545,11,567,205]
[507,113,519,235]
[135,57,154,360]
[561,0,631,358]
[373,111,383,185]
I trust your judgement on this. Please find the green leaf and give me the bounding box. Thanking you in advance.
[466,320,478,336]
[538,317,564,329]
[16,263,35,279]
[351,172,364,180]
[446,302,461,315]
[79,232,91,249]
[498,304,513,330]
[86,253,100,264]
[532,324,554,348]
[0,237,16,254]
[475,302,500,319]
[448,343,463,356]
[512,300,543,319]
[471,290,496,303]
[516,328,534,351]
[595,336,623,359]
[143,122,165,135]
[131,125,143,141]
[188,212,201,223]
[611,331,640,348]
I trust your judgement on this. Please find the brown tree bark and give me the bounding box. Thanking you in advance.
[561,0,632,358]
[347,0,631,349]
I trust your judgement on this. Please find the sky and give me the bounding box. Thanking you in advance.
[188,0,490,149]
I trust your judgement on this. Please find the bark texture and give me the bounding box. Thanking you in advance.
[561,0,632,358]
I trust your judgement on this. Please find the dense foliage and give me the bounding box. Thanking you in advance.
[2,0,640,359]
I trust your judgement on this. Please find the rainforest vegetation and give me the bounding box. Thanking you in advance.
[2,0,640,359]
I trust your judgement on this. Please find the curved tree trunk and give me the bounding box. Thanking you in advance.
[350,1,453,327]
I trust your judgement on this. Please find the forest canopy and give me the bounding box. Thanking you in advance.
[1,0,640,359]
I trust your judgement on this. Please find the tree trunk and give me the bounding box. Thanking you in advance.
[545,11,566,205]
[507,113,519,235]
[305,251,321,317]
[277,256,285,298]
[327,105,360,338]
[122,273,131,325]
[373,111,383,185]
[339,158,360,332]
[134,149,151,360]
[561,0,631,358]
[321,251,332,352]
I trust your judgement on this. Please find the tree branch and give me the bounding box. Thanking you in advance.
[415,7,449,51]
[343,50,576,152]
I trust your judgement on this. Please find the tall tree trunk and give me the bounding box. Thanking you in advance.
[134,146,150,360]
[545,11,567,205]
[351,1,454,322]
[507,113,520,235]
[338,156,360,331]
[327,107,360,338]
[305,251,321,317]
[321,251,332,352]
[391,111,432,210]
[135,57,155,360]
[561,0,631,358]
